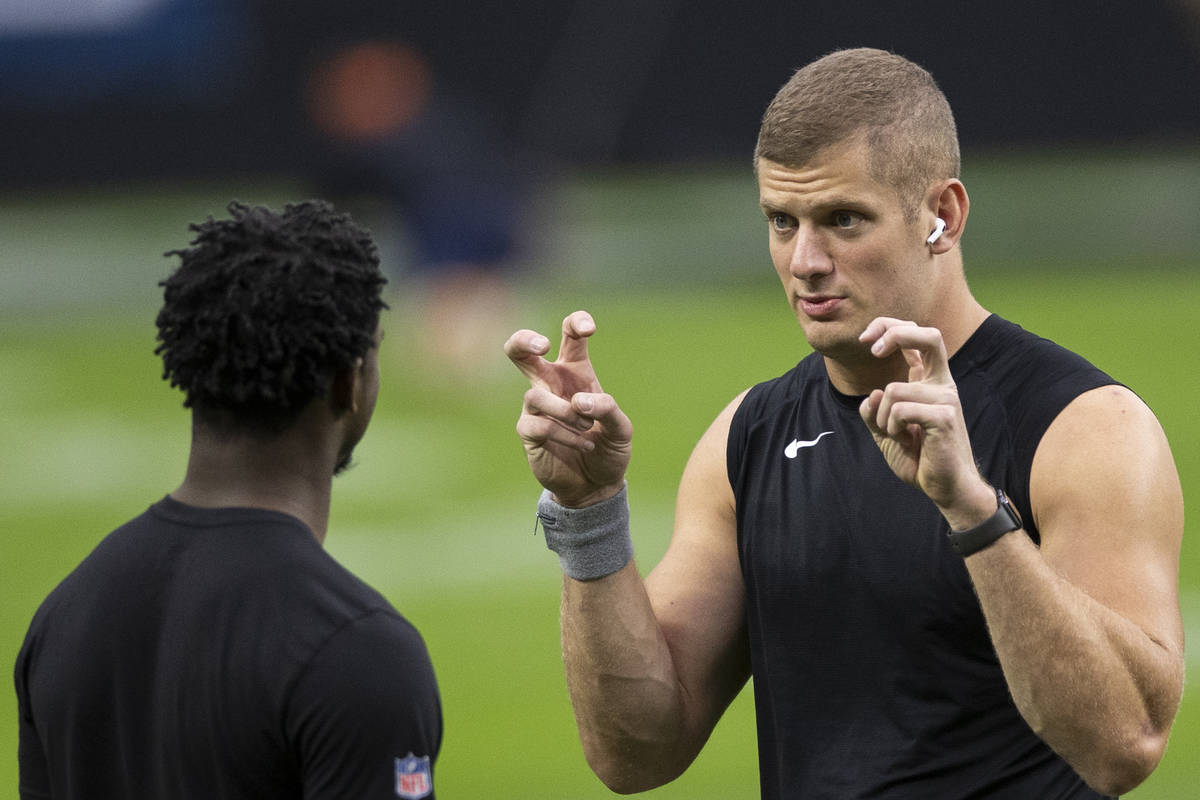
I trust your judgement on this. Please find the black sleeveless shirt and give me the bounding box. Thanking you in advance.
[727,315,1118,799]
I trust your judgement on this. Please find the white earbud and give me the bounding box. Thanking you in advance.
[926,217,947,245]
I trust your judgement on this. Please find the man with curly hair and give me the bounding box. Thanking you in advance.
[15,201,442,799]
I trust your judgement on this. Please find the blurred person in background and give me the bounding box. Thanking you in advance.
[15,201,441,799]
[0,0,529,376]
[303,37,525,373]
[265,0,529,375]
[504,48,1184,798]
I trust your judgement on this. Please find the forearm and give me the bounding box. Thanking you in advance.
[561,563,694,793]
[537,486,698,791]
[967,533,1184,795]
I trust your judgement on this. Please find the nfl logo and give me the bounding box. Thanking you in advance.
[394,753,432,799]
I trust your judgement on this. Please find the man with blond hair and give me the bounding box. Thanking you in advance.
[506,48,1183,798]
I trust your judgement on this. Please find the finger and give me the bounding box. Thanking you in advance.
[878,381,958,409]
[859,390,885,435]
[504,329,553,382]
[864,320,951,383]
[524,386,595,433]
[883,400,959,440]
[571,392,634,444]
[516,412,596,453]
[858,316,915,348]
[883,401,924,438]
[558,310,597,365]
[872,381,956,435]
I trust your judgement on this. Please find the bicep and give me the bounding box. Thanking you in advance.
[291,611,443,799]
[1031,385,1184,653]
[645,391,751,729]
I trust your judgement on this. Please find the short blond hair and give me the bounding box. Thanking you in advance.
[755,48,960,219]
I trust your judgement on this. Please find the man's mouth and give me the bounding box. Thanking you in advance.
[798,295,843,317]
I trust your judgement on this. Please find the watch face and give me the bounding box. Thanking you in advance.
[996,490,1022,527]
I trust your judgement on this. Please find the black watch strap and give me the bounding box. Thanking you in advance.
[947,488,1023,557]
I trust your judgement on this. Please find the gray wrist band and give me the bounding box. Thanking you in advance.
[536,485,633,580]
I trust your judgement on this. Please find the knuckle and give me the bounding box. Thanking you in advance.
[521,390,541,411]
[515,421,540,443]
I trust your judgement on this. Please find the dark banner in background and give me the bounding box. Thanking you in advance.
[2,0,1198,187]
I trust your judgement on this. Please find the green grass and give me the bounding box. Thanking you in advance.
[4,272,1198,798]
[3,152,1199,797]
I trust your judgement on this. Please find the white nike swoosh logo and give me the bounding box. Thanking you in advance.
[784,431,835,458]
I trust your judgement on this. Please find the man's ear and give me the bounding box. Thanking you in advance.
[926,179,969,254]
[329,357,364,415]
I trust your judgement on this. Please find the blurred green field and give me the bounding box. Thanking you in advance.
[2,149,1198,797]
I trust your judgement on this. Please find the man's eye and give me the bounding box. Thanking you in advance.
[833,212,859,228]
[769,213,795,231]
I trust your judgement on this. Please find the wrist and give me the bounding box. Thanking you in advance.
[551,481,626,509]
[537,484,633,580]
[938,479,1003,532]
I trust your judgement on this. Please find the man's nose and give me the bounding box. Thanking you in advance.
[790,226,833,279]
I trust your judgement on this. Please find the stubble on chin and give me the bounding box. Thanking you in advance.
[799,315,859,357]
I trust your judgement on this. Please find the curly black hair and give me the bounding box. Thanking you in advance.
[155,200,388,434]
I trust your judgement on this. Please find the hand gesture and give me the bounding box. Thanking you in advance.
[857,318,993,525]
[504,310,632,507]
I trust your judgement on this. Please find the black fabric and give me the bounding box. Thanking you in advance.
[15,496,441,799]
[727,315,1118,799]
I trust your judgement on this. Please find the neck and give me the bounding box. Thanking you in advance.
[170,418,339,544]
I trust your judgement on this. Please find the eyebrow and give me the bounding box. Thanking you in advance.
[759,196,870,215]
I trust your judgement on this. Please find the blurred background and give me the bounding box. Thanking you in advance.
[2,1,1198,797]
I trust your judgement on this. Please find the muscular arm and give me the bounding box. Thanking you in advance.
[963,386,1184,795]
[860,319,1184,796]
[562,396,750,793]
[505,312,749,793]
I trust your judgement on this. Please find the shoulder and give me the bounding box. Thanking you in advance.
[954,315,1115,394]
[726,352,830,467]
[954,315,1120,477]
[291,609,441,743]
[1033,384,1178,517]
[18,502,169,639]
[311,609,437,682]
[735,352,824,418]
[288,610,443,793]
[728,352,827,452]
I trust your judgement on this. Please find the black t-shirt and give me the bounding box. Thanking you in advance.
[727,315,1118,799]
[15,497,442,799]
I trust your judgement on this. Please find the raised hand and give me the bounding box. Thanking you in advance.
[857,317,993,526]
[504,310,632,507]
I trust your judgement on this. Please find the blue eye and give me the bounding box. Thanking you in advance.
[769,213,795,232]
[834,212,858,228]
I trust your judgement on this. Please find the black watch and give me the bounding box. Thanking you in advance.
[947,488,1023,557]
